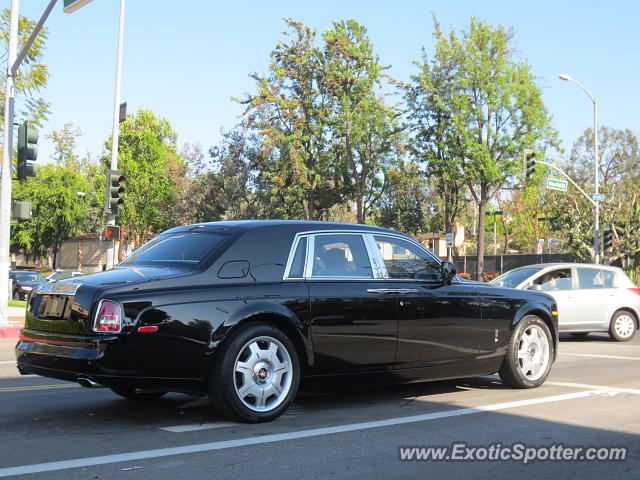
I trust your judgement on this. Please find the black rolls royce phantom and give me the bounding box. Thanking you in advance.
[16,221,558,422]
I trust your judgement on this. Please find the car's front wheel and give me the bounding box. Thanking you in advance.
[12,289,20,301]
[609,310,637,342]
[208,323,300,423]
[499,315,553,389]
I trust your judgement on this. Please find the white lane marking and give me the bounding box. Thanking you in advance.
[0,361,16,364]
[559,352,640,361]
[0,384,79,393]
[548,381,640,395]
[161,422,237,433]
[0,388,614,477]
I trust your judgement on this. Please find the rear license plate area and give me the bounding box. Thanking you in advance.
[39,295,68,319]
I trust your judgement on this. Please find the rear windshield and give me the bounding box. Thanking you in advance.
[489,267,543,288]
[118,232,227,271]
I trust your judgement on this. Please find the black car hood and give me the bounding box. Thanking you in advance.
[64,266,188,287]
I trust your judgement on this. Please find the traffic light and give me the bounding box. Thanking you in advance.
[524,150,536,179]
[104,169,126,215]
[104,225,121,241]
[603,226,614,252]
[17,122,38,179]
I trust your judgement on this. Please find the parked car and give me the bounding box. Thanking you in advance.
[490,263,639,341]
[45,270,83,283]
[9,271,45,301]
[16,221,558,422]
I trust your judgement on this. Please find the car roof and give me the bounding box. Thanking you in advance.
[163,220,403,236]
[508,263,623,272]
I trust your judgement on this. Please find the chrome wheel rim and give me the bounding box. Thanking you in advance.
[517,325,550,381]
[614,314,635,339]
[233,336,293,412]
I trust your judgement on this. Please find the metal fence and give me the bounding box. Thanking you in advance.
[453,253,578,276]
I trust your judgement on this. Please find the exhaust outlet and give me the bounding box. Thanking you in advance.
[77,376,105,388]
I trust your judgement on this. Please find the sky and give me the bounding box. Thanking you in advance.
[12,0,640,165]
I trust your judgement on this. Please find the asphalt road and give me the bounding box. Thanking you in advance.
[1,332,638,479]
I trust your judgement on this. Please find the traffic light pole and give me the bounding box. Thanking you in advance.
[106,0,126,270]
[0,0,59,325]
[0,0,20,325]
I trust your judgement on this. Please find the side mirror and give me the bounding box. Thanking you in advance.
[441,261,457,284]
[527,284,542,291]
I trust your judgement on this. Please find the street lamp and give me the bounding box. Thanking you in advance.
[559,73,600,264]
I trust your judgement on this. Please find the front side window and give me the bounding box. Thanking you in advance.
[533,268,573,291]
[490,267,543,288]
[311,234,373,278]
[119,232,227,272]
[374,235,440,280]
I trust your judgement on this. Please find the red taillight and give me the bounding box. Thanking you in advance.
[94,300,122,333]
[629,288,640,296]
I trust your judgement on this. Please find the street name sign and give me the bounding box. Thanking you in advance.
[545,178,568,192]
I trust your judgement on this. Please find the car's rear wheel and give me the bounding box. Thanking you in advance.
[499,315,553,389]
[570,332,589,339]
[208,323,300,423]
[609,310,637,342]
[110,387,167,400]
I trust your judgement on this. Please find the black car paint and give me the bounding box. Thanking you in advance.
[16,221,558,395]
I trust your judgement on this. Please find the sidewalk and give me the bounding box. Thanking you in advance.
[0,306,25,340]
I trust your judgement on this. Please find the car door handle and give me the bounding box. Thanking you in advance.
[367,288,419,294]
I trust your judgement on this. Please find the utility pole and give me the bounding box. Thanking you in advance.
[0,0,20,326]
[106,0,126,269]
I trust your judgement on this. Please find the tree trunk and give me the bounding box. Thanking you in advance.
[476,201,487,281]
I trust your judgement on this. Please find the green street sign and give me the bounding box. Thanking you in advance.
[545,178,568,192]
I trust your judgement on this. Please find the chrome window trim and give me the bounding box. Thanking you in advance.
[282,229,439,281]
[283,234,308,280]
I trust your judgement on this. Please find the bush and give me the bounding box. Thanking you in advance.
[458,272,471,280]
[483,271,500,282]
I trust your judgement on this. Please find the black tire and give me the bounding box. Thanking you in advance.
[609,310,638,342]
[499,315,554,389]
[110,386,167,400]
[12,290,20,301]
[208,323,300,423]
[570,332,589,339]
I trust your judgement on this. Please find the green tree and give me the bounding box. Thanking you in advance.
[241,19,339,220]
[0,9,50,128]
[406,19,467,248]
[322,19,398,223]
[102,109,185,246]
[559,127,640,264]
[423,17,556,279]
[46,122,83,168]
[376,160,431,235]
[10,164,89,264]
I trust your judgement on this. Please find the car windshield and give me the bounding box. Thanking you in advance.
[14,272,45,282]
[489,267,543,288]
[118,232,227,271]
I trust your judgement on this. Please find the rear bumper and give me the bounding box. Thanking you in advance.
[15,331,206,394]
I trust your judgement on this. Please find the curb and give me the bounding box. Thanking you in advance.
[0,316,24,340]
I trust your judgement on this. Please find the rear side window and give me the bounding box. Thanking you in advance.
[577,268,614,289]
[119,232,226,271]
[287,237,307,278]
[311,234,373,278]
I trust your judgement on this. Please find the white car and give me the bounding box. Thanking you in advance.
[490,263,639,341]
